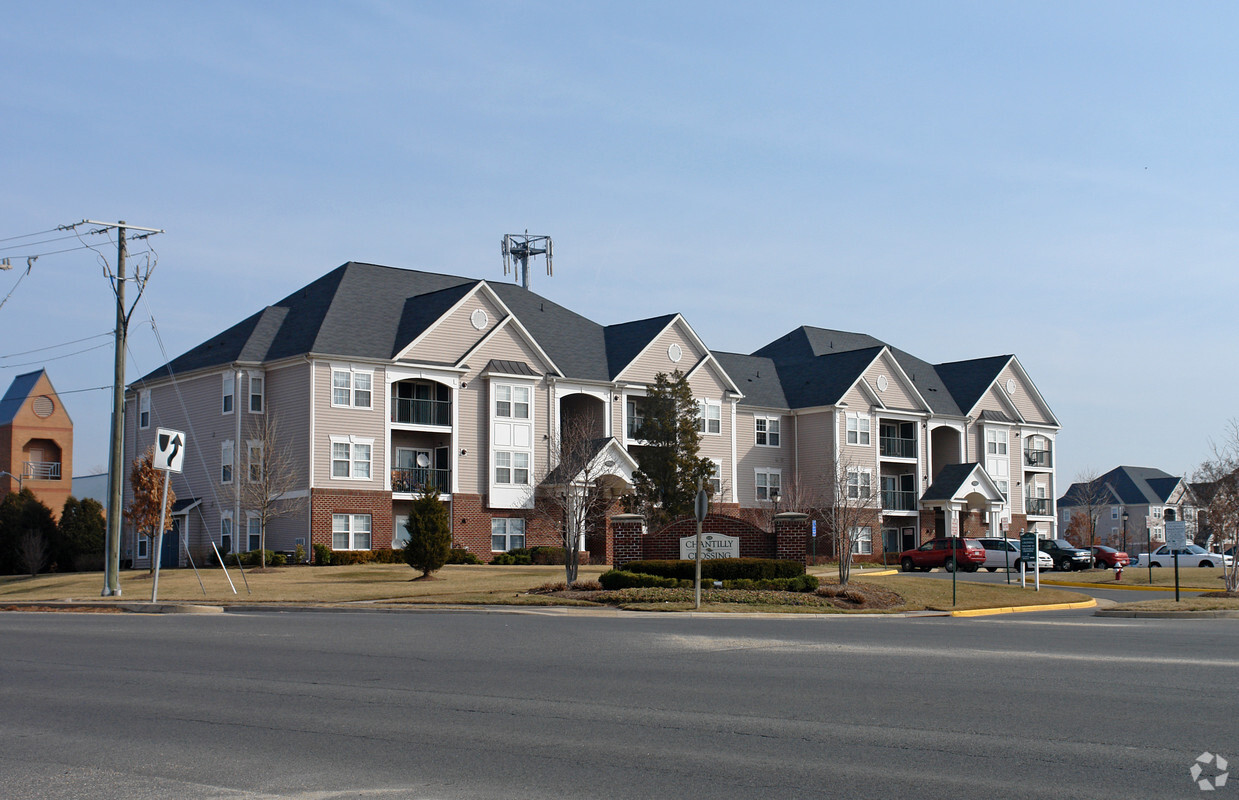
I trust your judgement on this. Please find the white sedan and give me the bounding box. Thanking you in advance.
[976,538,1055,572]
[1135,545,1233,569]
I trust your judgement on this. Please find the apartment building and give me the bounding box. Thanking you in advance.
[0,369,73,518]
[122,261,1059,566]
[1058,466,1197,553]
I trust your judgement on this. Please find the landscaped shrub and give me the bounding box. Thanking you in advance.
[226,550,286,567]
[570,579,603,591]
[447,548,482,565]
[598,569,682,590]
[621,558,805,581]
[328,550,376,566]
[720,574,819,592]
[313,543,332,566]
[491,550,533,565]
[372,548,405,564]
[528,546,565,565]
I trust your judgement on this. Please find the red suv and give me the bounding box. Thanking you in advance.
[899,538,987,573]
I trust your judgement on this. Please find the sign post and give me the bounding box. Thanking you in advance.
[150,428,185,603]
[1020,530,1039,592]
[1166,520,1188,602]
[693,483,708,610]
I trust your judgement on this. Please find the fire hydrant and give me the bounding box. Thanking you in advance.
[1114,564,1123,581]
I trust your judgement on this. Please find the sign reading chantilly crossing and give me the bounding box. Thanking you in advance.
[680,533,740,560]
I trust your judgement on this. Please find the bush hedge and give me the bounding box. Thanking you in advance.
[447,548,482,565]
[621,558,804,581]
[720,575,819,592]
[313,543,332,566]
[225,550,287,568]
[599,569,684,590]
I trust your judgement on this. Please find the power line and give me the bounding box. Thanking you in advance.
[0,341,112,370]
[0,331,112,360]
[0,232,86,253]
[0,227,64,244]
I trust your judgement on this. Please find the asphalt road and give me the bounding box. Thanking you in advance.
[2,608,1236,799]
[898,565,1210,604]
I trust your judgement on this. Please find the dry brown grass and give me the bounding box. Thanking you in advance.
[1041,567,1232,590]
[1105,596,1239,612]
[856,573,1088,611]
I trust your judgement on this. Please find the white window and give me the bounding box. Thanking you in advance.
[494,451,530,485]
[248,440,263,483]
[222,374,235,415]
[330,436,373,480]
[332,513,372,550]
[221,440,234,484]
[491,518,526,551]
[755,417,780,447]
[331,367,373,409]
[755,469,781,501]
[392,515,410,549]
[138,391,150,429]
[996,479,1009,498]
[220,514,233,554]
[1150,506,1162,518]
[1111,506,1119,520]
[697,400,721,434]
[708,459,723,496]
[494,384,530,419]
[986,428,1008,455]
[846,413,870,445]
[847,469,872,499]
[248,374,264,413]
[137,535,148,559]
[247,514,261,551]
[850,526,873,556]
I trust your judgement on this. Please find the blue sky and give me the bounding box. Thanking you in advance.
[2,2,1236,486]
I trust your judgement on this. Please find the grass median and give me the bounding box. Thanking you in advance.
[1039,566,1234,590]
[0,563,1091,613]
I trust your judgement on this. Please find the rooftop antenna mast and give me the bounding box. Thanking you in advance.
[501,231,553,290]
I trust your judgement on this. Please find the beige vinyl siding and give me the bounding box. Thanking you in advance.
[734,410,792,507]
[311,361,387,488]
[401,289,504,364]
[687,369,730,465]
[837,385,877,464]
[262,361,312,489]
[865,352,921,412]
[262,506,311,553]
[996,365,1055,425]
[615,323,704,384]
[456,370,488,495]
[794,410,835,503]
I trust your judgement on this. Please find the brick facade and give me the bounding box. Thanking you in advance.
[310,488,394,553]
[611,512,808,569]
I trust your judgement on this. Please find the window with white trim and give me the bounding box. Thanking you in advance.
[697,400,721,434]
[1111,506,1119,520]
[139,391,150,429]
[491,518,526,551]
[847,469,872,499]
[986,428,1008,455]
[247,440,263,483]
[221,440,234,485]
[246,514,261,551]
[708,459,723,496]
[755,417,780,447]
[494,451,530,485]
[1150,506,1162,518]
[392,515,410,549]
[332,513,371,550]
[248,374,264,413]
[850,525,873,556]
[755,468,781,501]
[330,436,373,480]
[331,367,373,409]
[220,513,233,554]
[494,384,530,419]
[222,374,235,415]
[846,413,870,445]
[137,535,148,559]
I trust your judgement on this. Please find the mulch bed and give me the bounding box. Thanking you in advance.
[532,580,905,611]
[0,605,124,613]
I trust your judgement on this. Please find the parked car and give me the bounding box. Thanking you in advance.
[899,537,986,572]
[1038,539,1093,571]
[1135,545,1234,569]
[1090,545,1130,569]
[976,538,1053,572]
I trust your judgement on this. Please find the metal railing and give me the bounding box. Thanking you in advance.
[22,461,61,480]
[391,397,451,426]
[1026,497,1052,516]
[626,416,646,439]
[1024,448,1052,468]
[391,467,450,494]
[879,436,916,458]
[882,489,918,511]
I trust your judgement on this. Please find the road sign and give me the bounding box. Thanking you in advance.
[1020,532,1038,561]
[1164,520,1188,548]
[694,488,708,522]
[154,428,186,473]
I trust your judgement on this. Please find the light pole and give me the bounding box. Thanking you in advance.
[0,470,24,493]
[1121,510,1129,555]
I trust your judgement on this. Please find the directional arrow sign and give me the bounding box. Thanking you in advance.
[154,428,186,473]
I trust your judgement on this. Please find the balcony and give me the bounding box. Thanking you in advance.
[882,489,918,512]
[879,436,916,459]
[23,461,61,480]
[392,467,451,494]
[1024,448,1052,468]
[391,397,451,427]
[1026,497,1052,516]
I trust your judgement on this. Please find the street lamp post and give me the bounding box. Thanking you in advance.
[0,470,23,494]
[1121,510,1129,555]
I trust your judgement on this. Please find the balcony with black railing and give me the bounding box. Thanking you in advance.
[879,436,916,459]
[882,489,918,511]
[1024,447,1052,468]
[23,461,61,480]
[1026,497,1052,516]
[392,467,451,494]
[391,397,451,427]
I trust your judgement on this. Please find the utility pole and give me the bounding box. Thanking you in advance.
[69,219,163,597]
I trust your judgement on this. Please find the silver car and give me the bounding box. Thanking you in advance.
[976,538,1054,572]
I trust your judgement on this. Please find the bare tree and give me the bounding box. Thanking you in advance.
[1062,469,1113,551]
[17,531,49,577]
[822,461,882,586]
[533,414,630,584]
[225,413,307,569]
[1195,419,1239,593]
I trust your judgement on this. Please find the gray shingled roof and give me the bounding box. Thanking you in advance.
[922,462,983,502]
[0,370,46,425]
[712,352,787,408]
[1060,466,1184,507]
[603,315,678,380]
[933,355,1013,416]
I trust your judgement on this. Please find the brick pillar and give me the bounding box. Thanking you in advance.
[773,512,809,564]
[610,513,645,569]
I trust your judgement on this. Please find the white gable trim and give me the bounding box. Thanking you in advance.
[453,314,560,377]
[1006,356,1060,428]
[684,352,742,396]
[614,314,719,384]
[392,280,490,362]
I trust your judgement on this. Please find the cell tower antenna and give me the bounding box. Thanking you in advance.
[501,231,553,290]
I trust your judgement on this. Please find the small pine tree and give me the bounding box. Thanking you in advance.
[627,370,714,527]
[0,489,59,575]
[402,487,451,578]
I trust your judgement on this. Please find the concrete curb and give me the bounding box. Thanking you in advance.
[1039,580,1214,592]
[950,599,1097,617]
[0,601,224,614]
[1094,609,1239,619]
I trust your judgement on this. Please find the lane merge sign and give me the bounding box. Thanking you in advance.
[154,428,186,473]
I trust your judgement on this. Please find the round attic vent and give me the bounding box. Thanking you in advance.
[668,343,682,363]
[32,395,54,418]
[1006,378,1016,395]
[876,375,888,392]
[470,308,489,330]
